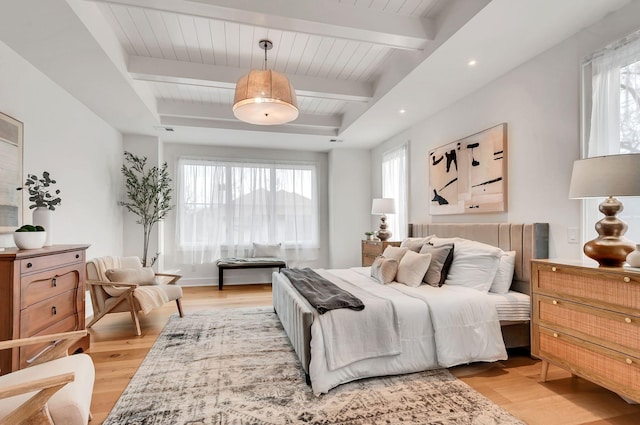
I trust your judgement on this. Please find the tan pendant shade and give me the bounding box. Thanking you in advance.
[233,69,299,126]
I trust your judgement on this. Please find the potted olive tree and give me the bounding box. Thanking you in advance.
[120,152,174,267]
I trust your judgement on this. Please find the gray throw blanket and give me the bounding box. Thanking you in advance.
[282,268,365,314]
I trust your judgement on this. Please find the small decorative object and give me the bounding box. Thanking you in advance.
[120,152,174,267]
[371,198,395,242]
[569,154,640,267]
[13,224,46,250]
[627,245,640,267]
[365,231,376,241]
[17,171,61,246]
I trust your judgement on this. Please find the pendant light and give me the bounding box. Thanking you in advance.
[233,39,299,125]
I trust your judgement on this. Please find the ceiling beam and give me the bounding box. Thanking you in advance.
[86,0,433,50]
[160,116,339,137]
[128,56,372,102]
[158,100,342,128]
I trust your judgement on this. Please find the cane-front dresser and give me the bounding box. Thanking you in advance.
[531,259,640,402]
[0,244,90,375]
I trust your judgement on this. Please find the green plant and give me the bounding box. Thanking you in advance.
[365,231,375,236]
[120,151,174,267]
[17,172,62,210]
[15,225,45,232]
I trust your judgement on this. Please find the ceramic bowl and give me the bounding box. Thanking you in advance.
[13,231,47,250]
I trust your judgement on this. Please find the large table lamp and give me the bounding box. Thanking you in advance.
[371,198,396,241]
[569,154,640,267]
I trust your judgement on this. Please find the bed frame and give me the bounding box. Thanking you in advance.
[272,222,549,379]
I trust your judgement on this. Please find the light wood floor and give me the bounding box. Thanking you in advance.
[87,285,640,424]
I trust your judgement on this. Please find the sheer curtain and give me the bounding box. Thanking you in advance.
[382,144,408,240]
[585,32,640,243]
[176,157,319,266]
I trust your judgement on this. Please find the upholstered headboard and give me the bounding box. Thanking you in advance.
[408,223,549,294]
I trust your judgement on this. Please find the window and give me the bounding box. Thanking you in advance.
[177,157,318,264]
[583,31,640,242]
[382,144,408,240]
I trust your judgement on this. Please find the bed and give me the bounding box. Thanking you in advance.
[272,222,549,394]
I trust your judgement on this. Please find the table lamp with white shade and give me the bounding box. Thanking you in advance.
[569,153,640,267]
[371,198,396,242]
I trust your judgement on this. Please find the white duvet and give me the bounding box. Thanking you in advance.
[305,267,507,394]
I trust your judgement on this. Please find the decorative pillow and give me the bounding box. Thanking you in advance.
[419,243,454,287]
[400,236,433,253]
[396,251,432,288]
[370,256,399,284]
[490,251,517,294]
[104,267,157,297]
[253,242,282,258]
[382,246,409,262]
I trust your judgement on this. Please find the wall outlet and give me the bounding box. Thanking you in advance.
[567,227,579,244]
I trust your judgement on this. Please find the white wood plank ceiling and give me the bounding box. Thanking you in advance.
[87,0,443,135]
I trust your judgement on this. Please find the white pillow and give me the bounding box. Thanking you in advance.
[253,242,282,258]
[396,251,432,287]
[382,246,408,262]
[441,239,503,292]
[431,237,504,257]
[400,236,433,252]
[490,251,516,294]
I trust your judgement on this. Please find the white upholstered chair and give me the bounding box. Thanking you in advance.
[0,330,94,425]
[86,256,184,336]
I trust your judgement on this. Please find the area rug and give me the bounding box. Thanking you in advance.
[103,307,524,424]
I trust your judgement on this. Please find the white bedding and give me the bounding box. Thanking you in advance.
[488,290,531,322]
[293,267,508,394]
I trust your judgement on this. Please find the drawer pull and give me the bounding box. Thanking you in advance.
[626,317,632,324]
[76,254,80,259]
[627,358,633,365]
[553,333,558,338]
[624,276,631,283]
[551,267,557,272]
[52,278,57,287]
[52,306,57,315]
[27,262,33,268]
[552,300,558,305]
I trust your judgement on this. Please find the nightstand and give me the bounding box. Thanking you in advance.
[361,240,401,266]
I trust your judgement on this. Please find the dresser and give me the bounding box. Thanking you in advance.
[0,244,90,375]
[361,240,401,266]
[531,259,640,402]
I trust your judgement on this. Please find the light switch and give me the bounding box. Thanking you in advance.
[567,227,579,244]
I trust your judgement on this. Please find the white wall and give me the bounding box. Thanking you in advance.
[371,1,640,260]
[328,149,371,268]
[0,39,123,259]
[162,143,329,286]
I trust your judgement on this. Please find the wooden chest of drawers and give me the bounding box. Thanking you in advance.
[0,245,90,374]
[531,259,640,402]
[361,240,401,266]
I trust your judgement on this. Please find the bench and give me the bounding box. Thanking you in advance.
[216,257,288,290]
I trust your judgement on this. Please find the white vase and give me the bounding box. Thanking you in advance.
[32,207,53,246]
[626,244,640,267]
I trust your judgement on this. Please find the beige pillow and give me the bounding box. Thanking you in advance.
[104,267,157,297]
[253,242,282,257]
[396,251,432,287]
[400,236,433,252]
[370,256,399,284]
[419,243,454,287]
[382,246,408,262]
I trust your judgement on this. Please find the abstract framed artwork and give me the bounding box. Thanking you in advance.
[0,112,23,233]
[428,123,507,215]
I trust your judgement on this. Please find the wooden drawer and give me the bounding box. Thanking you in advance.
[362,241,383,256]
[19,314,79,368]
[20,290,77,337]
[534,325,640,402]
[534,264,640,313]
[20,264,81,308]
[20,249,83,275]
[535,294,640,353]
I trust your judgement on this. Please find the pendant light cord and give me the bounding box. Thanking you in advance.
[263,43,268,71]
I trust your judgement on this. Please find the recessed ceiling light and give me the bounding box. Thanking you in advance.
[468,59,477,67]
[399,109,406,114]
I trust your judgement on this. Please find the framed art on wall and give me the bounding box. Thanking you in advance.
[0,112,23,233]
[428,123,507,215]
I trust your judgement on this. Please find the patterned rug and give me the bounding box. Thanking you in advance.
[103,307,524,424]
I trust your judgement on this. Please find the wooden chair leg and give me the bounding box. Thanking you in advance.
[127,293,142,336]
[176,298,184,317]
